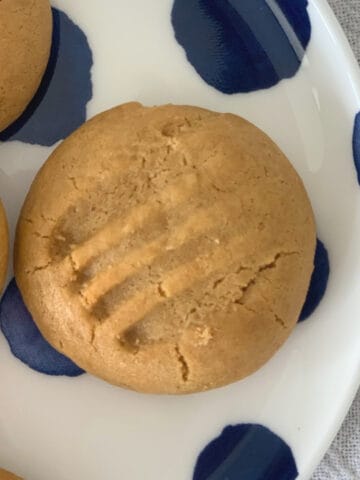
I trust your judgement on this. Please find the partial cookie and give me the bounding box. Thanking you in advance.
[0,468,22,480]
[0,200,9,293]
[15,103,316,394]
[0,0,52,132]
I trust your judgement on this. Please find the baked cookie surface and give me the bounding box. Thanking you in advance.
[0,0,52,132]
[0,468,22,480]
[15,103,316,394]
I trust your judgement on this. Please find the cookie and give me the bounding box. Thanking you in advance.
[0,468,22,480]
[0,0,52,132]
[15,103,316,394]
[0,200,9,293]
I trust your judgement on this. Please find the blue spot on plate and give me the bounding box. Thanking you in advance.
[0,8,93,146]
[299,238,330,322]
[0,279,84,377]
[171,0,311,94]
[353,112,360,185]
[194,424,298,480]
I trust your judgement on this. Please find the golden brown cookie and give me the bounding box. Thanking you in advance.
[0,468,22,480]
[15,103,316,394]
[0,0,52,132]
[0,200,9,293]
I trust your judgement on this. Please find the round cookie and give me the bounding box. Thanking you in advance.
[0,468,22,480]
[15,103,316,394]
[0,200,9,293]
[0,0,52,132]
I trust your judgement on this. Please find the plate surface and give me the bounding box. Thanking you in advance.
[0,1,360,479]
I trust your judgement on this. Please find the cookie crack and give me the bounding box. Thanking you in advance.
[174,344,189,382]
[232,251,299,311]
[40,213,56,223]
[233,300,257,315]
[212,276,225,289]
[31,231,50,240]
[233,252,299,329]
[210,182,227,193]
[157,281,168,298]
[261,294,288,330]
[68,176,80,191]
[241,251,298,298]
[234,290,287,330]
[25,260,54,274]
[90,325,97,347]
[212,264,252,290]
[274,314,286,329]
[257,291,288,331]
[68,251,79,273]
[69,252,92,308]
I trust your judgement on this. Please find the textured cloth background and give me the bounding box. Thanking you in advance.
[328,0,360,62]
[312,1,360,479]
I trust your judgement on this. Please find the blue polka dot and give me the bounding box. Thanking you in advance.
[0,279,84,377]
[194,424,298,480]
[171,0,311,94]
[0,8,93,146]
[299,238,330,322]
[353,112,360,185]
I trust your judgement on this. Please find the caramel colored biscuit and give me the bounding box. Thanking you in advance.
[0,468,22,480]
[15,103,316,394]
[0,0,52,132]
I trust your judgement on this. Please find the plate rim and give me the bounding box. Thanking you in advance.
[305,0,360,477]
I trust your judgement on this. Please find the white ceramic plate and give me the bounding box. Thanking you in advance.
[0,1,360,479]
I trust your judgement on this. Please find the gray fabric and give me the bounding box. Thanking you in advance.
[312,1,360,479]
[328,0,360,63]
[312,390,360,479]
